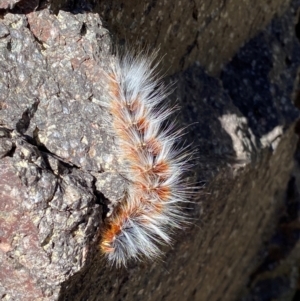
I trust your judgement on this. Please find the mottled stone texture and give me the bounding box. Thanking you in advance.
[0,0,300,301]
[94,0,292,75]
[0,9,113,301]
[0,0,20,10]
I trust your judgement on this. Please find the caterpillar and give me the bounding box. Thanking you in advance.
[100,50,193,267]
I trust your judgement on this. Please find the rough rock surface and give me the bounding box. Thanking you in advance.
[0,0,20,10]
[0,0,299,301]
[0,9,113,301]
[95,0,292,75]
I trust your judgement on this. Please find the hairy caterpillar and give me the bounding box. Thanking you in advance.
[100,50,193,267]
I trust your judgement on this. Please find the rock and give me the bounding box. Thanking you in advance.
[94,0,293,76]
